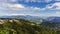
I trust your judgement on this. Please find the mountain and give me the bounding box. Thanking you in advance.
[1,15,60,23]
[0,18,58,34]
[40,16,60,29]
[46,17,60,23]
[0,15,44,23]
[1,15,60,29]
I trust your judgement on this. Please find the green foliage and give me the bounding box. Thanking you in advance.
[0,18,59,34]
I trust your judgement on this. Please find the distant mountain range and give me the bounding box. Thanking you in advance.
[41,17,60,29]
[46,17,60,23]
[0,15,60,23]
[0,15,60,29]
[0,15,44,23]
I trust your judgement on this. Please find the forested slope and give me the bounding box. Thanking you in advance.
[0,18,59,34]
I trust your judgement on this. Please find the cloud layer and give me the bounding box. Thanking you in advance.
[0,0,60,16]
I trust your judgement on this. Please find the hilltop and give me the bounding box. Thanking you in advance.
[0,18,59,34]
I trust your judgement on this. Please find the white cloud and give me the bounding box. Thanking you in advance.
[0,0,7,2]
[44,0,52,3]
[19,0,52,3]
[46,2,60,10]
[0,0,17,2]
[56,12,60,14]
[30,7,45,11]
[0,1,46,16]
[53,2,60,9]
[7,4,25,9]
[0,0,52,3]
[55,0,60,1]
[55,12,60,16]
[4,14,25,16]
[9,0,18,2]
[0,0,60,16]
[46,4,53,9]
[1,3,45,11]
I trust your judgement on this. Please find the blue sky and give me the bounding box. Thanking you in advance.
[0,0,60,16]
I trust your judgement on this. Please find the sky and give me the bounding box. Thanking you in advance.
[0,0,60,16]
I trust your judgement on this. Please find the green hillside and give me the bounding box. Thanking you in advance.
[0,18,59,34]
